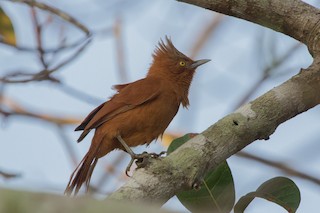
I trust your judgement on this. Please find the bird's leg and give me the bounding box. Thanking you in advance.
[116,135,148,175]
[116,135,136,157]
[116,135,166,176]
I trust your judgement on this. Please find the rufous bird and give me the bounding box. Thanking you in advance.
[65,36,210,196]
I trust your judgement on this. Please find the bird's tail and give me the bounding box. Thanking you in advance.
[64,143,100,196]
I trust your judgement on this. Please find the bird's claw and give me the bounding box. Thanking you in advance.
[125,151,167,177]
[139,151,166,158]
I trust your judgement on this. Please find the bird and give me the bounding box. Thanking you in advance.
[64,36,210,196]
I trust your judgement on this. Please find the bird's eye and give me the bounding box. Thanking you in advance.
[179,61,186,66]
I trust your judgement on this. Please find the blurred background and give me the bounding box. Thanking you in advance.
[0,0,319,212]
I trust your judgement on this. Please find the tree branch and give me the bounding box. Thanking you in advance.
[0,189,173,213]
[177,0,320,55]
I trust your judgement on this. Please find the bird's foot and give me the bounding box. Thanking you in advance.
[143,151,167,158]
[125,151,167,176]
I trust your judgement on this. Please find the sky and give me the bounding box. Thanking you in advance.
[0,0,320,212]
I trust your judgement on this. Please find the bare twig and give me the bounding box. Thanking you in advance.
[0,37,92,84]
[236,151,320,186]
[48,37,92,75]
[185,14,224,128]
[56,124,78,167]
[113,17,128,82]
[0,95,81,125]
[0,70,60,83]
[0,170,21,179]
[189,14,224,58]
[92,152,128,194]
[9,0,90,35]
[234,42,302,108]
[57,83,103,105]
[30,7,48,69]
[0,36,91,54]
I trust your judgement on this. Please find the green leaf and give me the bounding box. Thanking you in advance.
[234,177,301,213]
[167,133,198,155]
[0,7,16,45]
[177,162,235,213]
[167,134,235,213]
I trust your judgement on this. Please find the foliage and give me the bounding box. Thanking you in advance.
[0,7,16,45]
[168,135,301,213]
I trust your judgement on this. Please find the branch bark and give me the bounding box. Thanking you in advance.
[0,189,173,213]
[178,0,320,55]
[108,0,320,204]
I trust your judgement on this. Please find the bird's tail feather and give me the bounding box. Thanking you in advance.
[64,144,100,196]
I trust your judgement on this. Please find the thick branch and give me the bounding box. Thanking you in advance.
[177,0,320,55]
[0,189,173,213]
[108,58,320,204]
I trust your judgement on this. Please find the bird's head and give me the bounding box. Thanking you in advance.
[147,36,210,81]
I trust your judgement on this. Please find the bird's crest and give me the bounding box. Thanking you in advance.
[153,36,188,60]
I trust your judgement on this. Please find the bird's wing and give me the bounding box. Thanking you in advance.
[75,102,105,131]
[75,82,131,132]
[75,78,161,142]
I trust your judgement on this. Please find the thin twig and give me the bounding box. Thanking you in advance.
[0,37,92,84]
[236,151,320,186]
[231,41,312,186]
[185,14,224,129]
[92,152,128,194]
[30,7,48,69]
[56,124,78,167]
[57,83,103,105]
[0,69,60,83]
[0,95,81,125]
[47,37,92,74]
[190,14,224,58]
[0,170,21,179]
[0,36,91,54]
[233,42,302,108]
[113,17,128,82]
[9,0,90,35]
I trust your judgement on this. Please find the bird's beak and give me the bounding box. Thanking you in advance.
[190,59,211,69]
